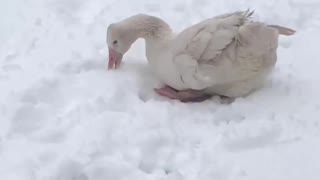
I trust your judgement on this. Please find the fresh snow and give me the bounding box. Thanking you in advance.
[1,0,320,179]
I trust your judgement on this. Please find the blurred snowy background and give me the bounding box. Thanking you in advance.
[1,0,320,179]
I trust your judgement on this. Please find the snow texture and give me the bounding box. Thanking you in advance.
[1,0,320,180]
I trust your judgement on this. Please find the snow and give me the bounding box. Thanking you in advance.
[1,0,320,179]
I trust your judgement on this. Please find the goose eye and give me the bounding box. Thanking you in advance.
[113,40,118,45]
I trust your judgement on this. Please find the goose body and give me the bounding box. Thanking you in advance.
[107,11,295,102]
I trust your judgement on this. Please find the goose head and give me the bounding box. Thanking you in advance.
[106,14,173,69]
[106,23,138,69]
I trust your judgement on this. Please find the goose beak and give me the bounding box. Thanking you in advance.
[108,47,123,69]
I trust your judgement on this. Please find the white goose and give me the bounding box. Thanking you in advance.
[106,10,295,102]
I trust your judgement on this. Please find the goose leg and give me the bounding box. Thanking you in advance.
[154,86,212,102]
[154,85,179,99]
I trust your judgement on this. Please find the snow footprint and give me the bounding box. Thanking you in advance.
[222,122,283,151]
[50,160,88,180]
[9,78,66,136]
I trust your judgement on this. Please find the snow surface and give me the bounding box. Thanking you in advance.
[1,0,320,179]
